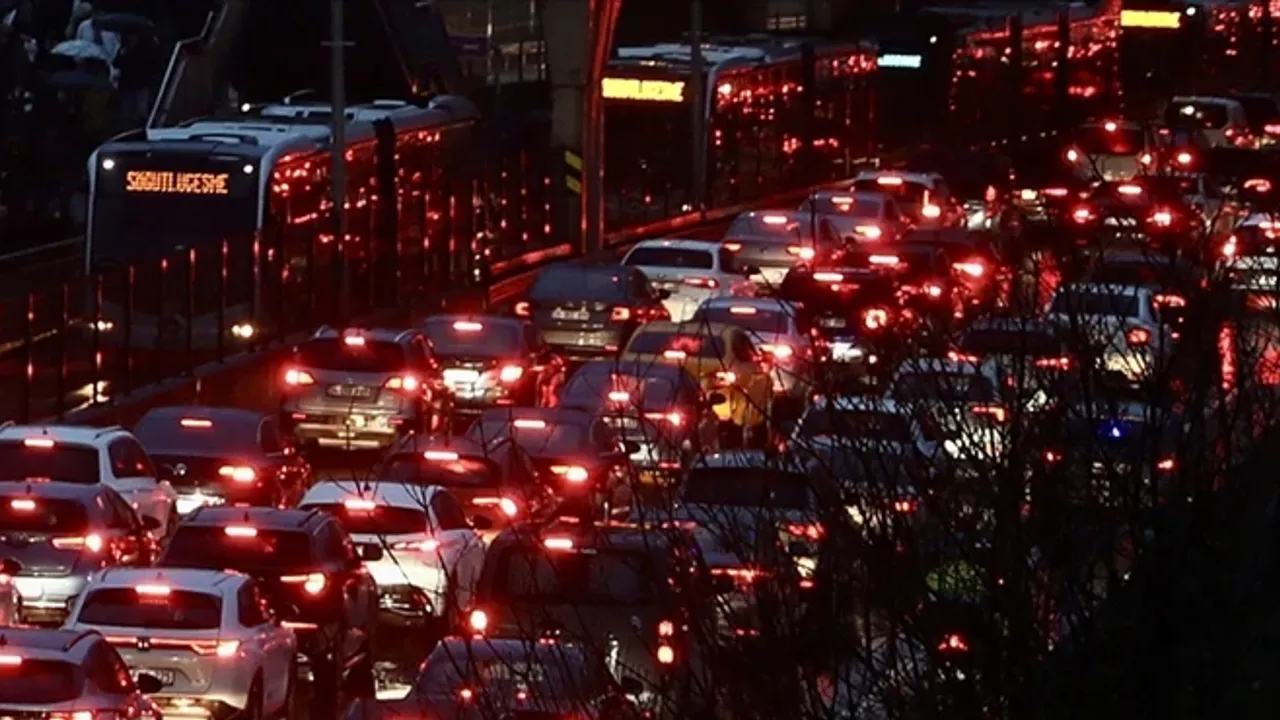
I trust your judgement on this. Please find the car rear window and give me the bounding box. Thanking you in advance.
[623,247,714,269]
[0,497,89,534]
[78,587,222,630]
[682,468,810,509]
[383,454,499,488]
[1165,102,1230,129]
[161,527,313,573]
[530,267,630,302]
[423,319,522,358]
[467,422,588,456]
[695,306,791,334]
[1076,127,1145,155]
[304,503,428,535]
[133,414,260,455]
[958,329,1064,357]
[497,548,658,605]
[626,332,725,359]
[296,339,405,373]
[799,409,913,445]
[1049,291,1140,317]
[560,369,681,411]
[0,659,83,703]
[727,214,803,238]
[0,442,100,484]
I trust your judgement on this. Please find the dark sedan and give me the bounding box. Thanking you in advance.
[133,405,312,516]
[423,315,567,416]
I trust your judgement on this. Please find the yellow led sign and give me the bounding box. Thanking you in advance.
[1120,9,1181,29]
[125,171,230,195]
[602,77,686,102]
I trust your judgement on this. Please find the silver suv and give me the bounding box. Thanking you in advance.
[0,627,164,718]
[279,327,450,450]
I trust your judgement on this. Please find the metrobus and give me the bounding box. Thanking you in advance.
[85,95,479,349]
[601,38,878,230]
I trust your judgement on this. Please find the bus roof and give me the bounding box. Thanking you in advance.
[610,38,875,73]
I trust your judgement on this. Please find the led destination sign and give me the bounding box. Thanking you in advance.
[602,77,686,102]
[124,171,231,195]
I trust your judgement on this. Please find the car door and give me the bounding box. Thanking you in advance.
[238,581,292,708]
[106,437,171,531]
[427,491,482,609]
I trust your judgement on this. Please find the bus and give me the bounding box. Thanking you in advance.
[602,38,878,231]
[84,95,479,351]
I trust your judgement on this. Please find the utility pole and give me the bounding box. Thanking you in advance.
[330,0,350,323]
[690,0,706,214]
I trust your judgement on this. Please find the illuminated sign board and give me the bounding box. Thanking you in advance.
[124,171,231,195]
[877,53,923,69]
[602,77,686,103]
[1120,9,1181,29]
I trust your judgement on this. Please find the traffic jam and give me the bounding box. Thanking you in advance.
[0,89,1278,720]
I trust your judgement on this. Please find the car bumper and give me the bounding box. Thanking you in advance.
[285,411,407,449]
[542,329,623,359]
[152,696,242,720]
[14,575,86,623]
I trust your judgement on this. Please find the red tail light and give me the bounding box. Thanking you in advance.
[513,301,531,317]
[785,523,824,540]
[609,306,632,322]
[939,634,970,652]
[1126,327,1151,346]
[1265,124,1280,136]
[712,371,736,386]
[1044,450,1062,463]
[52,534,103,553]
[468,609,489,633]
[953,260,986,278]
[281,572,327,595]
[1222,237,1238,257]
[893,499,917,513]
[722,241,743,252]
[218,465,256,483]
[1034,356,1071,370]
[1176,151,1193,166]
[684,276,720,289]
[498,365,525,384]
[971,405,1007,423]
[787,245,816,260]
[1117,184,1143,196]
[948,350,980,363]
[1043,187,1069,198]
[1071,206,1093,224]
[1157,457,1176,471]
[1138,152,1154,166]
[1149,209,1174,227]
[384,375,420,392]
[550,465,590,483]
[759,343,794,361]
[921,204,942,219]
[284,368,315,386]
[1154,293,1186,308]
[864,308,889,330]
[644,411,684,427]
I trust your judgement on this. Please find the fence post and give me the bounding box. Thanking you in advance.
[21,292,32,423]
[91,274,102,406]
[185,248,195,374]
[123,266,134,397]
[56,283,67,418]
[217,240,227,363]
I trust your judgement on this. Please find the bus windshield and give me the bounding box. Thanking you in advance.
[90,150,260,266]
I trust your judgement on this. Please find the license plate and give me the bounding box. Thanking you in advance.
[551,308,590,321]
[327,384,372,398]
[754,267,788,284]
[603,416,638,429]
[443,369,481,385]
[133,668,176,686]
[819,317,847,328]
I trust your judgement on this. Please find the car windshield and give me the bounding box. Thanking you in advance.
[682,467,810,509]
[695,306,792,334]
[383,454,500,488]
[531,267,630,302]
[891,372,998,403]
[799,409,913,445]
[467,422,588,456]
[78,588,222,630]
[424,320,522,358]
[1165,102,1230,129]
[1077,127,1145,155]
[161,527,313,573]
[959,328,1064,357]
[417,645,587,698]
[1049,290,1140,317]
[304,503,428,535]
[851,179,928,205]
[296,339,405,373]
[0,442,100,484]
[0,660,83,703]
[727,214,803,238]
[624,247,714,269]
[627,332,725,359]
[561,369,682,412]
[800,196,881,217]
[0,497,89,534]
[498,548,658,605]
[133,415,260,455]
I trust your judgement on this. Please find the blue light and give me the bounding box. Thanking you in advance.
[1110,425,1122,438]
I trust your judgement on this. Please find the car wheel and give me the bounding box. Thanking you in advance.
[244,676,264,720]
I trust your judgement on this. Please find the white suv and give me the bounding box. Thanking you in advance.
[621,238,752,321]
[1046,283,1171,383]
[67,567,297,719]
[299,480,486,629]
[0,424,178,536]
[0,627,164,718]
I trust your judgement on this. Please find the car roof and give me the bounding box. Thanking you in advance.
[0,628,101,657]
[139,405,266,426]
[184,506,324,531]
[0,481,108,501]
[310,327,416,343]
[92,567,244,594]
[629,238,723,252]
[0,425,123,446]
[301,479,438,511]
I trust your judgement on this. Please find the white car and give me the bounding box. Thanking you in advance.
[1164,96,1251,148]
[885,357,1009,465]
[848,170,959,227]
[298,480,486,628]
[798,190,910,243]
[0,424,179,536]
[690,296,814,400]
[791,396,940,462]
[1223,213,1280,296]
[0,628,164,719]
[1046,283,1171,383]
[66,567,297,719]
[620,238,752,322]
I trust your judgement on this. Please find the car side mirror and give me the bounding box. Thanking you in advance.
[0,558,20,577]
[141,515,162,532]
[135,672,165,695]
[620,677,644,697]
[707,392,727,406]
[356,543,383,562]
[471,515,494,531]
